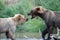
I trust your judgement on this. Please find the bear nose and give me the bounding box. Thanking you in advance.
[26,18,28,21]
[28,13,31,15]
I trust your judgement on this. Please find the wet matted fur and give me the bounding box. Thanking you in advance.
[28,6,60,40]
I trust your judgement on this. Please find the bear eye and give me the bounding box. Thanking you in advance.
[31,10,33,13]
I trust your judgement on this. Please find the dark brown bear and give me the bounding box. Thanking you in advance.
[28,6,60,40]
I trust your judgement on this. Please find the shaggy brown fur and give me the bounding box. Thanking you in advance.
[28,6,60,40]
[0,14,27,40]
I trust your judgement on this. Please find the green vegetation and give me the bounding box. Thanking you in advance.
[0,0,60,33]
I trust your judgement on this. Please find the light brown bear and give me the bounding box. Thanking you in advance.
[0,14,27,40]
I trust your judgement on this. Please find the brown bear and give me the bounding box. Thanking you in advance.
[0,14,27,40]
[28,6,60,40]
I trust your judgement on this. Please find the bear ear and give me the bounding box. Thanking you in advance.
[37,6,46,13]
[36,7,40,11]
[13,14,21,21]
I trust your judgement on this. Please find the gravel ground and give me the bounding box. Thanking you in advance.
[0,38,43,40]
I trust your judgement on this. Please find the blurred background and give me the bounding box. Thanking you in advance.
[0,0,60,39]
